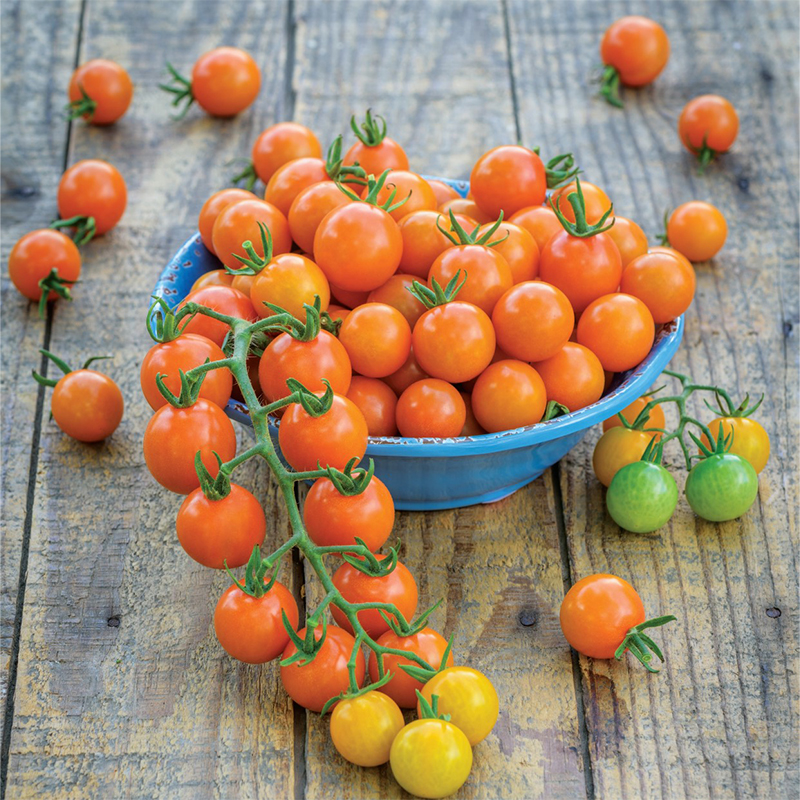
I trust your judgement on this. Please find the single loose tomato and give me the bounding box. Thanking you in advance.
[533,342,605,412]
[50,368,124,442]
[67,59,133,125]
[367,273,427,328]
[427,179,460,207]
[665,201,727,262]
[279,394,368,471]
[600,16,669,87]
[603,396,666,435]
[251,122,322,184]
[371,171,437,221]
[211,198,292,270]
[396,379,466,438]
[509,205,562,252]
[198,188,257,254]
[339,303,412,378]
[304,474,395,552]
[369,627,454,708]
[592,426,656,487]
[259,330,351,403]
[178,285,257,347]
[280,625,366,713]
[331,555,419,638]
[471,360,547,433]
[288,181,352,254]
[215,579,298,664]
[143,398,236,494]
[346,376,399,436]
[577,294,655,372]
[702,417,770,474]
[439,197,492,224]
[492,281,574,362]
[343,110,409,175]
[187,47,260,116]
[620,251,696,323]
[384,348,429,395]
[57,159,127,236]
[264,157,329,216]
[140,333,232,411]
[678,94,739,167]
[191,269,235,291]
[397,210,472,279]
[176,483,266,568]
[606,216,649,267]
[331,691,404,767]
[552,181,612,226]
[249,252,330,320]
[470,145,547,217]
[477,221,539,283]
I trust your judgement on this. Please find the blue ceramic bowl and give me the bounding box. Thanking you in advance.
[152,177,683,510]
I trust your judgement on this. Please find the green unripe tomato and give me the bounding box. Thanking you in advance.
[685,453,758,522]
[606,460,678,533]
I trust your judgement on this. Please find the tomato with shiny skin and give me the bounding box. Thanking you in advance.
[211,198,292,270]
[249,252,330,320]
[477,221,539,283]
[343,136,408,176]
[177,483,266,568]
[57,159,127,235]
[367,273,427,328]
[371,170,437,221]
[140,333,232,411]
[339,303,412,378]
[189,47,260,117]
[178,285,257,347]
[603,396,666,436]
[509,205,562,252]
[620,251,696,323]
[264,157,329,216]
[666,201,727,262]
[438,197,491,224]
[678,95,739,158]
[470,145,547,217]
[8,229,81,306]
[427,179,460,207]
[191,269,235,292]
[198,188,257,255]
[281,625,366,712]
[390,718,472,799]
[259,330,351,402]
[592,426,656,487]
[50,368,124,442]
[143,398,237,494]
[329,283,370,309]
[346,376,399,436]
[397,210,472,279]
[68,59,133,125]
[326,304,350,324]
[577,293,655,372]
[607,216,649,267]
[396,379,466,438]
[533,342,605,412]
[418,667,499,745]
[606,460,679,532]
[330,691,405,767]
[471,360,547,433]
[279,394,368,471]
[252,122,322,184]
[492,281,574,362]
[460,392,486,436]
[600,16,670,86]
[288,181,352,254]
[560,574,646,659]
[685,452,758,521]
[384,348,430,395]
[369,627,454,708]
[551,181,613,226]
[331,555,419,638]
[702,417,770,474]
[214,578,298,664]
[648,245,694,273]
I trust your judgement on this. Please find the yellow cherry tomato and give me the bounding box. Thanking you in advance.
[329,691,404,767]
[593,426,656,488]
[417,667,498,746]
[702,417,770,474]
[602,396,666,437]
[390,718,473,799]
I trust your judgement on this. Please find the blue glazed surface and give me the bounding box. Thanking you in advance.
[152,176,684,510]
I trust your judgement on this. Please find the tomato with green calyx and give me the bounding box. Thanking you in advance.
[620,250,696,324]
[198,188,257,255]
[551,180,612,226]
[330,690,405,767]
[470,144,547,217]
[339,302,412,378]
[603,395,666,436]
[343,109,409,175]
[471,360,547,433]
[370,170,437,221]
[67,59,133,125]
[560,573,676,671]
[178,285,257,347]
[396,378,466,439]
[533,342,604,413]
[660,201,727,263]
[56,159,127,241]
[593,424,657,488]
[346,376,398,437]
[678,94,739,172]
[703,416,770,474]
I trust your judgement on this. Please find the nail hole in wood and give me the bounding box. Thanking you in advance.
[107,615,121,627]
[766,607,781,618]
[518,610,537,627]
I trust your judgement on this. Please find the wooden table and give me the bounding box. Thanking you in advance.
[1,1,798,797]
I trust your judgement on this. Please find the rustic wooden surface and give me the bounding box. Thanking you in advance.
[1,1,797,799]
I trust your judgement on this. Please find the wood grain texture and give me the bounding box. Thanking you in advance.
[507,1,800,798]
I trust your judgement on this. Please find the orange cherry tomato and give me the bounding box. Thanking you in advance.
[67,59,133,125]
[369,627,454,708]
[397,210,473,279]
[371,171,437,221]
[477,221,539,283]
[215,578,298,664]
[396,379,466,438]
[678,95,739,158]
[471,360,547,433]
[665,201,727,262]
[259,330,351,403]
[177,483,266,569]
[249,252,330,320]
[470,145,547,217]
[57,159,126,235]
[326,304,350,323]
[427,179,460,206]
[551,181,612,226]
[509,205,562,252]
[330,283,371,310]
[339,303,412,378]
[189,47,260,117]
[251,122,322,184]
[460,392,486,436]
[288,181,352,254]
[198,188,258,255]
[606,216,649,267]
[603,396,666,436]
[620,251,696,323]
[49,367,124,442]
[140,333,232,411]
[8,229,81,306]
[600,16,670,87]
[346,376,399,436]
[438,197,492,224]
[278,394,368,471]
[211,198,292,271]
[491,281,574,362]
[304,474,395,552]
[178,285,257,347]
[648,245,694,274]
[143,398,237,494]
[367,273,427,328]
[264,157,329,216]
[343,138,408,176]
[191,269,235,292]
[383,348,430,396]
[577,294,655,373]
[533,343,605,412]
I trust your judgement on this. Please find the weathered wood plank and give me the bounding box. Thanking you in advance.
[293,2,587,798]
[508,1,800,797]
[4,2,303,798]
[0,0,83,740]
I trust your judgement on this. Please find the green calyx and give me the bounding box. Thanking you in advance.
[337,169,409,213]
[159,62,195,120]
[350,108,387,147]
[549,176,614,238]
[229,158,258,191]
[694,135,717,176]
[194,450,232,500]
[285,377,334,417]
[147,296,194,343]
[260,296,325,342]
[437,209,507,247]
[64,84,97,122]
[416,691,451,721]
[533,147,581,188]
[705,389,764,419]
[280,614,328,668]
[50,215,96,246]
[407,272,467,310]
[639,437,665,465]
[325,134,367,185]
[656,209,672,246]
[155,363,209,408]
[326,457,375,496]
[599,64,624,108]
[37,268,78,319]
[689,420,733,460]
[383,598,443,642]
[342,539,400,577]
[32,349,110,388]
[615,615,677,673]
[320,670,395,716]
[398,632,453,683]
[226,545,279,599]
[542,400,570,421]
[230,221,274,275]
